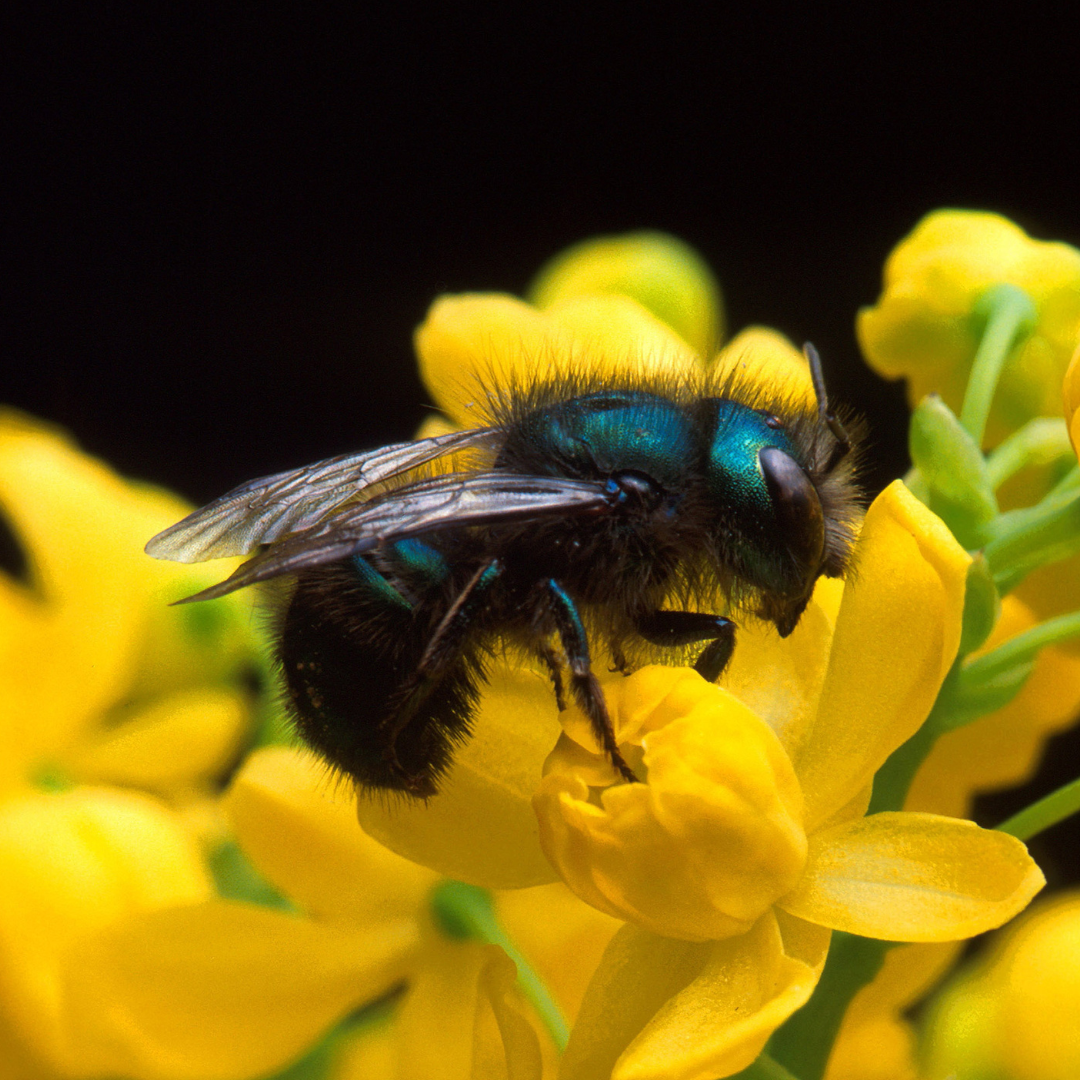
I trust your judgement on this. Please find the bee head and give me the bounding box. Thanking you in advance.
[702,384,859,639]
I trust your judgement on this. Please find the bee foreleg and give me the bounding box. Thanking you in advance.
[544,579,638,784]
[633,610,736,683]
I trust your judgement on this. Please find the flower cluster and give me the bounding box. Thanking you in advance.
[2,217,1080,1080]
[0,411,270,1077]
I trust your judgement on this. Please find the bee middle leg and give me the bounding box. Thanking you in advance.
[543,578,638,784]
[633,610,736,683]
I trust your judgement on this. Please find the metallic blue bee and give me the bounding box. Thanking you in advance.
[147,346,861,797]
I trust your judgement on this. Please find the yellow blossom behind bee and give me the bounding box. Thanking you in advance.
[858,210,1080,445]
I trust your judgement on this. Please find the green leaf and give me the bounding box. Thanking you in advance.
[957,555,1001,658]
[909,395,998,546]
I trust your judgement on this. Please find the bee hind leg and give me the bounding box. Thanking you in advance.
[633,610,736,683]
[536,641,567,711]
[608,640,630,675]
[543,579,638,784]
[381,557,504,792]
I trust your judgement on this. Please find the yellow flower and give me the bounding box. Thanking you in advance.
[544,485,1042,1080]
[0,409,261,801]
[921,891,1080,1080]
[0,410,267,1077]
[415,292,703,429]
[0,787,214,1078]
[526,231,724,359]
[57,744,621,1080]
[358,290,1042,1078]
[857,210,1080,444]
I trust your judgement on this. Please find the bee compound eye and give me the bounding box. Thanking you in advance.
[758,447,825,572]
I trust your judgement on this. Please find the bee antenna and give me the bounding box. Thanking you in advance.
[803,342,851,465]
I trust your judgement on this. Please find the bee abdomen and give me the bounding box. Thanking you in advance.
[278,557,480,796]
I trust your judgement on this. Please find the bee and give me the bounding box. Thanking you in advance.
[147,345,862,797]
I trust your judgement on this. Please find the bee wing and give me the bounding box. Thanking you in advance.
[145,427,500,562]
[179,470,612,602]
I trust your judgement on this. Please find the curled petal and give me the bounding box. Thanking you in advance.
[794,483,969,830]
[62,901,418,1080]
[224,746,437,923]
[535,671,806,941]
[356,663,561,889]
[414,294,700,427]
[778,812,1045,941]
[561,912,827,1080]
[393,939,545,1080]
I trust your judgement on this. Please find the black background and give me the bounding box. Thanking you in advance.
[4,7,1079,885]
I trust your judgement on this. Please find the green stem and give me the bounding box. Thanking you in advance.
[429,880,569,1050]
[1047,463,1080,500]
[983,487,1080,593]
[984,418,1072,490]
[867,694,946,813]
[733,1053,803,1080]
[997,775,1080,841]
[958,283,1038,448]
[963,610,1080,682]
[768,933,891,1080]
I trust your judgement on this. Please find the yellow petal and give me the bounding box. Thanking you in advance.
[0,410,264,791]
[65,688,250,795]
[719,576,839,751]
[393,938,545,1080]
[0,412,145,773]
[823,1015,918,1080]
[224,746,437,923]
[331,1021,398,1080]
[794,483,969,830]
[414,293,700,427]
[778,812,1044,941]
[527,231,724,358]
[0,787,212,1067]
[535,671,806,941]
[356,662,561,888]
[561,912,827,1080]
[62,900,418,1080]
[824,940,962,1080]
[712,327,816,409]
